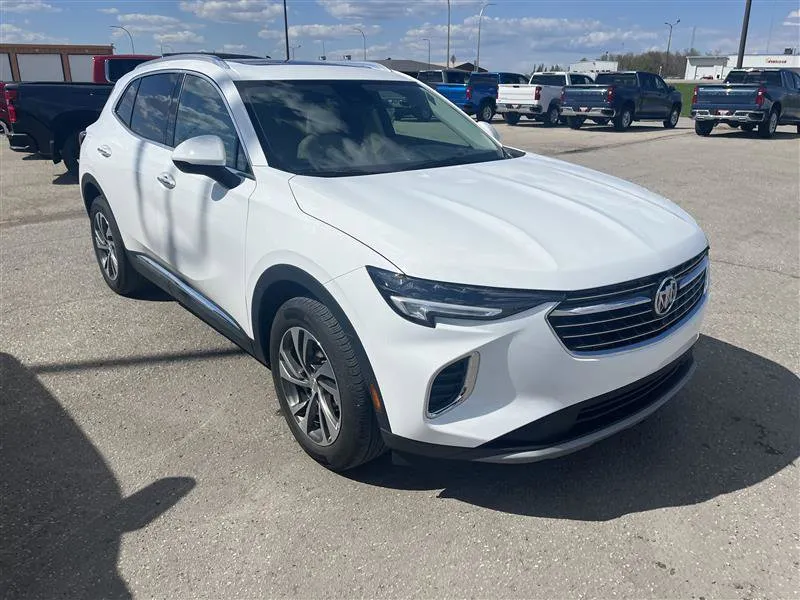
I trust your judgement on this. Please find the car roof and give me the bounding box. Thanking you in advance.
[133,54,409,82]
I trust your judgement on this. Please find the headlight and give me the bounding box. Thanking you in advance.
[367,266,563,327]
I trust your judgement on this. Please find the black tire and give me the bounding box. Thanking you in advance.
[476,101,495,122]
[728,122,740,128]
[796,124,799,134]
[741,123,755,132]
[61,131,79,176]
[663,105,680,129]
[694,120,714,136]
[269,297,385,471]
[757,108,779,139]
[613,107,633,131]
[543,104,560,127]
[567,116,584,129]
[89,195,148,296]
[591,118,610,126]
[503,112,520,125]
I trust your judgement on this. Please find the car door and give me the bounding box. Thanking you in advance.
[653,74,673,117]
[158,73,255,330]
[786,72,800,120]
[638,73,659,117]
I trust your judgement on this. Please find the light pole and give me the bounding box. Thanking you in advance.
[318,40,326,61]
[290,43,301,60]
[475,2,495,71]
[736,0,752,68]
[422,37,431,69]
[663,18,679,75]
[283,0,290,61]
[446,0,451,66]
[160,43,173,55]
[109,25,135,53]
[353,27,366,60]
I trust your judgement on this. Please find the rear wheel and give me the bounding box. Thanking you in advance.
[613,107,633,131]
[503,112,520,125]
[591,118,610,126]
[694,120,714,136]
[757,109,779,138]
[61,131,80,176]
[663,105,680,129]
[543,104,560,127]
[270,297,385,471]
[89,195,147,296]
[567,116,584,129]
[477,101,495,122]
[741,123,755,132]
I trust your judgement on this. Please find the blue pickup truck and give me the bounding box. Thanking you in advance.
[691,68,800,138]
[417,70,512,121]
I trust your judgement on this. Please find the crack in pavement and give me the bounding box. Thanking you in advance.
[549,130,692,156]
[0,209,86,229]
[712,257,799,280]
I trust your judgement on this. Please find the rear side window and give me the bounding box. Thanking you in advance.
[173,74,249,172]
[446,71,468,84]
[114,79,139,127]
[129,73,181,144]
[418,71,443,84]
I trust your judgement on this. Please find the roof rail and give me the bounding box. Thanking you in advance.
[226,58,391,71]
[135,53,231,71]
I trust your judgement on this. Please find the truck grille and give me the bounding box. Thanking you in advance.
[547,251,708,354]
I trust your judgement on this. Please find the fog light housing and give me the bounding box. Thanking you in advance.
[426,353,479,417]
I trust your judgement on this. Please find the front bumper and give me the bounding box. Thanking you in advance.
[7,132,36,152]
[327,266,708,458]
[692,108,766,123]
[561,106,615,118]
[496,103,543,115]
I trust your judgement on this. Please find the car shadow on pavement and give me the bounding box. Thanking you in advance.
[0,353,196,599]
[52,172,78,185]
[348,335,799,521]
[708,130,798,140]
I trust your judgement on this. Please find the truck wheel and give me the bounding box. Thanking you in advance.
[567,117,584,130]
[613,107,633,131]
[503,113,520,126]
[663,105,680,129]
[741,123,755,132]
[543,104,560,127]
[591,118,610,126]
[757,109,779,139]
[61,132,80,176]
[477,101,495,122]
[694,120,714,136]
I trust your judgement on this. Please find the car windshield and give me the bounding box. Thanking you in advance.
[595,73,638,86]
[236,79,507,177]
[724,70,782,86]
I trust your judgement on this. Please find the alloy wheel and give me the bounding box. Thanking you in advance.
[670,109,679,126]
[481,105,493,121]
[769,111,778,134]
[278,327,342,446]
[623,111,632,128]
[93,212,119,281]
[549,107,559,125]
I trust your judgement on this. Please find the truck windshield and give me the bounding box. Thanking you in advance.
[236,79,506,177]
[595,73,638,86]
[724,70,782,86]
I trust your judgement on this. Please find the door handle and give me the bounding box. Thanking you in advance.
[97,145,111,158]
[157,173,176,189]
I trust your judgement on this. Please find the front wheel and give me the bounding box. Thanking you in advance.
[757,109,779,139]
[476,102,495,122]
[613,108,633,131]
[741,123,755,132]
[591,118,610,126]
[270,297,385,471]
[694,120,714,136]
[663,105,680,129]
[567,116,584,129]
[543,104,560,127]
[503,112,520,125]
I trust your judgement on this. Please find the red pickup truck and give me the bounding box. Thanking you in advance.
[91,54,158,83]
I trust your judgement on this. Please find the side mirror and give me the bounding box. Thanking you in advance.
[477,120,501,142]
[172,135,241,189]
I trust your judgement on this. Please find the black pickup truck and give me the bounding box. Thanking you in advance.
[691,68,800,138]
[5,82,113,174]
[560,71,683,131]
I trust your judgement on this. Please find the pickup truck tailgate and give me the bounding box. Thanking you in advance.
[562,85,609,105]
[498,84,537,105]
[694,85,758,106]
[434,83,468,107]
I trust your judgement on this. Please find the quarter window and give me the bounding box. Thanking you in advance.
[173,75,249,172]
[114,78,140,127]
[129,73,182,144]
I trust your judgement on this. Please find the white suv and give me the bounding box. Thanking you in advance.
[80,55,709,470]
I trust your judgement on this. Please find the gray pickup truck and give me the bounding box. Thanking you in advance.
[691,68,800,138]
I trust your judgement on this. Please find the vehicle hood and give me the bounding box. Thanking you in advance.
[288,154,708,290]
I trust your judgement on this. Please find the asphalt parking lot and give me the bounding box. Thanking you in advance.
[1,118,798,599]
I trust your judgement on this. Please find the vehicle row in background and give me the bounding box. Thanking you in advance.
[691,68,800,138]
[497,71,594,126]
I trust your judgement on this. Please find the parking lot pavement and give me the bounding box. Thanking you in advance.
[1,123,798,599]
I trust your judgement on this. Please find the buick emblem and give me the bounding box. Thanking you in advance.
[654,277,679,316]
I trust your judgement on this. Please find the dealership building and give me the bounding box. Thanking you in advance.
[684,51,800,80]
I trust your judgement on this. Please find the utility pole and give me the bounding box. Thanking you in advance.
[283,0,290,61]
[737,0,752,68]
[475,2,495,71]
[353,27,366,60]
[109,26,135,53]
[663,18,679,76]
[422,37,431,69]
[446,0,451,67]
[290,43,301,60]
[690,26,696,52]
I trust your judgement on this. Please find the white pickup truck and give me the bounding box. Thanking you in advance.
[496,71,595,126]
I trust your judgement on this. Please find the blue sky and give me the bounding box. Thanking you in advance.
[1,0,799,72]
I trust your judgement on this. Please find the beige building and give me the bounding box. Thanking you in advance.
[0,43,114,82]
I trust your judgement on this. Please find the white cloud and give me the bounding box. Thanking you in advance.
[154,30,205,44]
[287,23,381,40]
[258,28,284,40]
[180,0,283,23]
[223,43,247,51]
[318,0,478,20]
[0,0,60,13]
[786,9,800,19]
[0,22,66,43]
[119,13,183,26]
[97,7,119,14]
[782,21,800,27]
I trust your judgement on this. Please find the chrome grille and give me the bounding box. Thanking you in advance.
[548,251,708,354]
